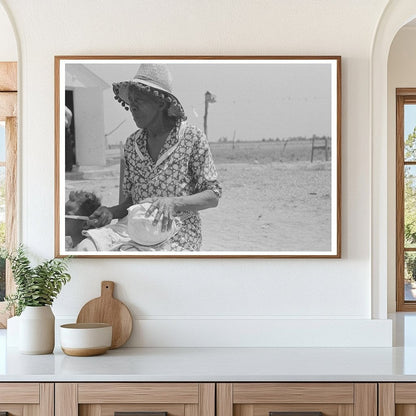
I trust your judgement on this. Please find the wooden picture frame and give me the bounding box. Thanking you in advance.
[55,56,341,258]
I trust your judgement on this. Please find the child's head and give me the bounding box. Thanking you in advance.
[65,191,101,216]
[65,191,101,248]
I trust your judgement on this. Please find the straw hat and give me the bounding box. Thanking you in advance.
[113,64,185,119]
[127,203,179,246]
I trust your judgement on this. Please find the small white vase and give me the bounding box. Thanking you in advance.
[19,306,55,354]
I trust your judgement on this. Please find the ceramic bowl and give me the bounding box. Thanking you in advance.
[60,323,112,356]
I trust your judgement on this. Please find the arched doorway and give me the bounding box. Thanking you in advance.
[371,0,416,318]
[0,0,18,326]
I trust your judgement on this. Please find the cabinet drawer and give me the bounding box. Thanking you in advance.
[217,383,376,416]
[56,383,215,416]
[78,383,200,404]
[0,383,39,403]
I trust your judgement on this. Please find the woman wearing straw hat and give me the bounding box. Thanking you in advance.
[86,63,222,251]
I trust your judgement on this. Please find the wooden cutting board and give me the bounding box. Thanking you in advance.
[76,281,133,349]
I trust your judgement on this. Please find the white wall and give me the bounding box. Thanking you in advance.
[0,0,394,347]
[0,2,16,61]
[387,26,416,312]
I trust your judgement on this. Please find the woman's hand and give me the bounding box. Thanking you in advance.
[141,197,178,232]
[86,206,114,228]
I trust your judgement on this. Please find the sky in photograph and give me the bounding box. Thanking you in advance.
[74,61,333,144]
[405,104,416,139]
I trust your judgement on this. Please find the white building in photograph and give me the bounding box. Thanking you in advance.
[65,64,109,168]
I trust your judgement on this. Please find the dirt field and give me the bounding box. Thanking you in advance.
[200,161,331,252]
[65,140,333,252]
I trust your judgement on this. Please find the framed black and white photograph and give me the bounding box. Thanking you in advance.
[55,56,341,258]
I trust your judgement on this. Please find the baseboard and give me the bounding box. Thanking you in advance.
[51,316,394,348]
[117,317,391,347]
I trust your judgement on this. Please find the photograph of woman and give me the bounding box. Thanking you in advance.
[66,64,222,252]
[59,57,340,257]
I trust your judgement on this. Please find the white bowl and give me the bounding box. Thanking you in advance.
[60,323,112,356]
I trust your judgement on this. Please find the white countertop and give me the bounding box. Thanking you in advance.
[3,313,416,382]
[2,345,416,382]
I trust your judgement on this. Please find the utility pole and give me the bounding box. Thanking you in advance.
[203,91,216,139]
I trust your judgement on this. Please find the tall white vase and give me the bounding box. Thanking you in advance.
[19,306,55,354]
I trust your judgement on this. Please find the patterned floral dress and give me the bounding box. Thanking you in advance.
[123,121,222,251]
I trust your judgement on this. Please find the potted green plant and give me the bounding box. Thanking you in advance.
[3,245,71,354]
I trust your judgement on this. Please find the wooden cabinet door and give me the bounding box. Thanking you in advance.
[0,383,53,415]
[217,383,377,416]
[379,383,416,416]
[55,383,215,416]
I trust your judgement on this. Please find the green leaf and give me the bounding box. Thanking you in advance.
[5,245,71,315]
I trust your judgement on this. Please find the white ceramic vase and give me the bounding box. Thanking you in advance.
[19,305,55,354]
